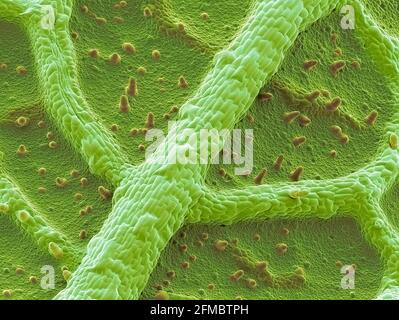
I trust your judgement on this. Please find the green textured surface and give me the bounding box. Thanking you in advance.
[0,0,398,300]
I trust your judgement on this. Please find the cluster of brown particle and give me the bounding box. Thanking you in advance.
[281,228,289,236]
[181,261,190,269]
[79,205,92,217]
[55,177,68,188]
[330,150,337,158]
[330,125,349,144]
[0,63,7,71]
[38,167,47,176]
[253,233,261,241]
[98,186,112,200]
[138,144,146,151]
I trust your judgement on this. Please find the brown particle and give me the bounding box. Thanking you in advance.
[326,97,342,111]
[178,244,188,253]
[109,53,121,65]
[88,49,99,58]
[330,60,346,77]
[122,42,136,54]
[303,60,318,71]
[230,270,244,282]
[275,243,288,255]
[214,240,228,251]
[254,169,267,185]
[289,166,304,181]
[79,229,87,240]
[292,136,306,147]
[119,95,130,113]
[152,50,161,60]
[246,279,257,289]
[178,76,188,88]
[273,155,284,171]
[365,111,378,126]
[16,66,27,75]
[298,115,311,127]
[283,111,300,124]
[95,17,107,25]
